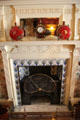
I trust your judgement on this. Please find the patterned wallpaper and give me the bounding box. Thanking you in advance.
[0,50,8,99]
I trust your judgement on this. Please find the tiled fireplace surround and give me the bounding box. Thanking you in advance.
[13,58,66,105]
[0,41,80,107]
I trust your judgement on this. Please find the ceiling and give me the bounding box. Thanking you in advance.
[0,0,80,5]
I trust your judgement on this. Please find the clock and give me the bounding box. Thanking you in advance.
[36,24,45,34]
[37,26,45,34]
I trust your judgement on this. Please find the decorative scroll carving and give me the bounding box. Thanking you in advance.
[0,47,6,53]
[4,45,18,53]
[73,48,80,56]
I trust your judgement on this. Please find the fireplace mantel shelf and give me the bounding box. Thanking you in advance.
[0,40,80,48]
[0,0,80,6]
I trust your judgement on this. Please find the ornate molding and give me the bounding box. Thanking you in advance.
[0,0,79,5]
[3,44,71,60]
[73,48,80,56]
[0,46,6,53]
[64,9,72,14]
[10,6,16,26]
[15,8,63,18]
[16,8,62,14]
[0,7,3,16]
[5,45,71,53]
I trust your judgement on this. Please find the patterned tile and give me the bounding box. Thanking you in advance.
[19,67,29,80]
[13,59,67,105]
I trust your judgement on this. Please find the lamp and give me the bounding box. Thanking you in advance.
[46,24,57,35]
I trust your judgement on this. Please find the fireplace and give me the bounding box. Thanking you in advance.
[0,1,80,116]
[18,65,62,105]
[11,58,67,106]
[0,40,76,108]
[0,40,77,108]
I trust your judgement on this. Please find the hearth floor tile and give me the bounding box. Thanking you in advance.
[14,105,69,112]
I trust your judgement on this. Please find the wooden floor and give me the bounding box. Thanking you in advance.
[9,117,74,120]
[9,105,75,120]
[9,112,74,120]
[28,118,73,120]
[23,117,73,120]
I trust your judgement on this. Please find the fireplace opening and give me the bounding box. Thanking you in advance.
[18,66,62,105]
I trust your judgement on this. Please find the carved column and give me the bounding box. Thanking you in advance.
[75,5,80,40]
[0,6,6,41]
[70,47,80,104]
[0,47,14,102]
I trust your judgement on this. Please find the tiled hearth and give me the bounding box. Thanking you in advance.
[13,105,69,112]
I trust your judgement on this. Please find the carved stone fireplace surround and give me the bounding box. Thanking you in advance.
[0,40,80,107]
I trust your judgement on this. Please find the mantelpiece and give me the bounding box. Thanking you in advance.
[0,40,80,107]
[0,0,80,116]
[0,0,80,5]
[0,3,80,41]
